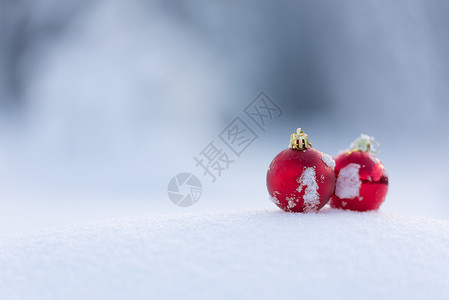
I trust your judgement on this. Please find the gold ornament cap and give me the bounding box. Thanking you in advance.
[289,128,312,150]
[349,134,380,154]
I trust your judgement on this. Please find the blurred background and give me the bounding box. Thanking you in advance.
[1,0,449,235]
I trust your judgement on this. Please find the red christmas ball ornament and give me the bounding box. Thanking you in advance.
[331,134,388,211]
[267,128,336,213]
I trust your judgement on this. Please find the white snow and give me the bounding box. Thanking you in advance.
[0,209,448,299]
[270,192,280,205]
[286,195,297,209]
[335,163,362,199]
[369,155,380,165]
[321,153,336,170]
[297,167,320,212]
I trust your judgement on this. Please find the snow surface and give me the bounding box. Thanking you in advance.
[0,208,448,300]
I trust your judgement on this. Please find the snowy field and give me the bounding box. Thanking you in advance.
[2,1,449,299]
[0,208,448,299]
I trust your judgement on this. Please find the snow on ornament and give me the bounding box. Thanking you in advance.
[331,134,388,211]
[266,128,336,213]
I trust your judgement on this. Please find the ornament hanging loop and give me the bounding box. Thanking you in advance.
[349,134,380,154]
[289,128,312,150]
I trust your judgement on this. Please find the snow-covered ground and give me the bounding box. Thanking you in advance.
[1,2,449,298]
[0,208,448,299]
[1,0,449,235]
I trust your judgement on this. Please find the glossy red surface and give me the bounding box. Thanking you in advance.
[331,151,388,211]
[266,148,335,213]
